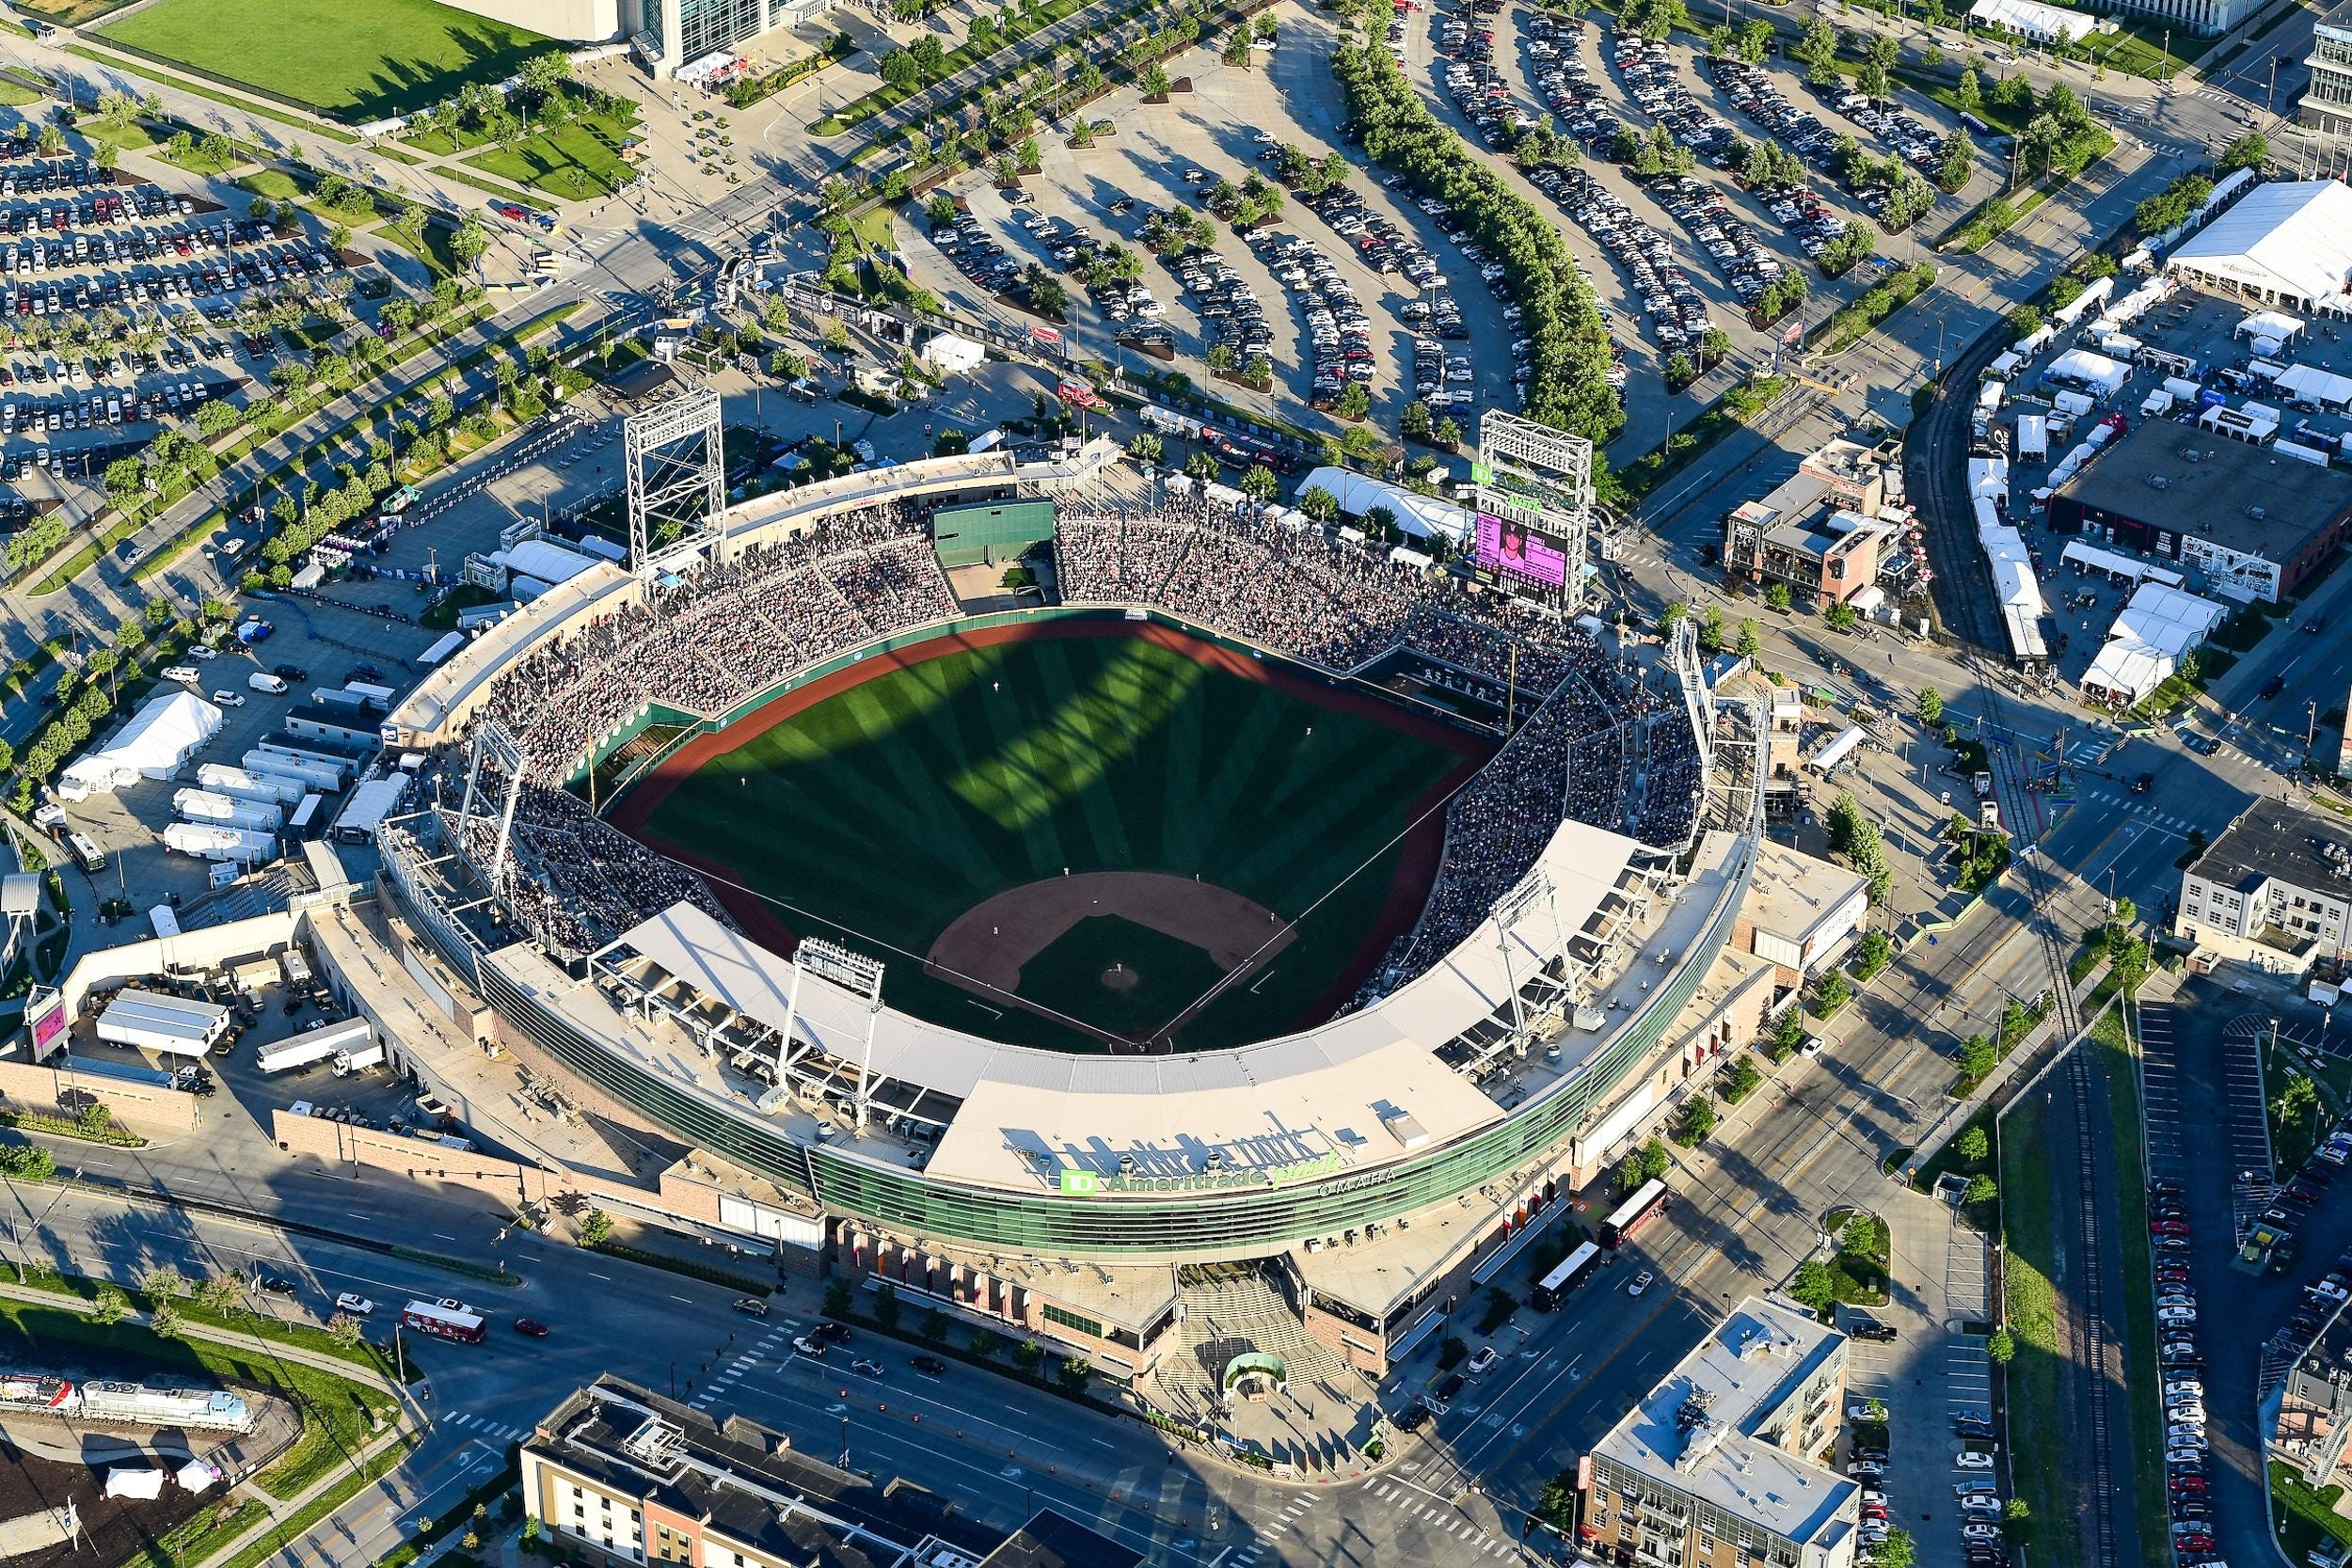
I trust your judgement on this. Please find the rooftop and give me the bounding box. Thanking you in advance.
[2189,798,2352,897]
[530,1376,1005,1567]
[1745,842,1868,943]
[1591,1296,1856,1547]
[2053,421,2352,562]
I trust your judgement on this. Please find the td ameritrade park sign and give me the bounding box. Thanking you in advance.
[1059,1151,1347,1196]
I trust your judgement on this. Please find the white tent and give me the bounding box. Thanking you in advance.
[1977,379,2006,411]
[2017,414,2048,461]
[2235,308,2307,345]
[1295,467,1474,544]
[1987,350,2026,379]
[918,333,985,375]
[488,539,598,587]
[104,1467,165,1500]
[1968,0,2093,40]
[60,690,222,799]
[2052,276,2113,327]
[2080,582,2228,705]
[176,1460,220,1494]
[2046,348,2130,398]
[2169,181,2352,310]
[2274,362,2352,408]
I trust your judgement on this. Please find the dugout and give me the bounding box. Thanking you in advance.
[931,500,1056,568]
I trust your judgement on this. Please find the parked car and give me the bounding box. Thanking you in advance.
[333,1293,374,1316]
[1468,1347,1499,1374]
[1956,1451,1994,1470]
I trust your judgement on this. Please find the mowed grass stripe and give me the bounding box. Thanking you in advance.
[629,635,1476,1050]
[1030,639,1136,868]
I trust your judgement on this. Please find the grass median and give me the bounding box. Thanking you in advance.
[1998,1079,2077,1568]
[59,46,359,143]
[2095,1002,2169,1568]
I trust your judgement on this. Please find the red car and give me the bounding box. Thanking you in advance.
[2175,1535,2215,1553]
[2152,1219,2190,1235]
[2287,1180,2323,1205]
[514,1317,550,1338]
[2170,1476,2206,1493]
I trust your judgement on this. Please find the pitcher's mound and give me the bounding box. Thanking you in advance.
[1101,964,1141,991]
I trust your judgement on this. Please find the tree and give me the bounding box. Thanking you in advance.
[326,1312,363,1348]
[1736,618,1760,658]
[1697,604,1726,654]
[449,215,489,272]
[150,1302,183,1339]
[1141,62,1172,98]
[1239,464,1279,503]
[1027,277,1069,320]
[1433,415,1463,447]
[1224,25,1253,63]
[874,1279,901,1330]
[920,1308,951,1344]
[823,1278,854,1318]
[1401,400,1433,441]
[1986,1327,2014,1365]
[1335,381,1372,419]
[197,1273,245,1316]
[1674,1095,1717,1146]
[1125,433,1164,466]
[1917,687,1944,725]
[1818,972,1852,1013]
[91,1287,129,1324]
[2276,1074,2323,1137]
[1790,1259,1836,1312]
[1955,67,1981,114]
[1936,130,1974,192]
[1615,1151,1645,1192]
[1963,1174,1997,1206]
[142,1263,184,1304]
[1638,1137,1672,1182]
[1766,581,1793,611]
[1957,1126,1992,1164]
[1958,1033,1997,1082]
[882,49,922,91]
[2218,132,2268,174]
[1794,17,1841,85]
[1298,485,1341,522]
[579,1208,613,1245]
[1870,1528,1916,1568]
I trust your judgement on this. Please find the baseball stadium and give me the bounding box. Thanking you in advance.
[372,432,1763,1393]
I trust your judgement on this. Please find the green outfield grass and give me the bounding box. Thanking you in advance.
[97,0,551,122]
[629,633,1478,1052]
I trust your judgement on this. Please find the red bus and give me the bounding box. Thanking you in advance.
[1599,1180,1669,1248]
[400,1299,485,1344]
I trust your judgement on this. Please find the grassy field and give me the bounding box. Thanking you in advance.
[97,0,551,121]
[629,633,1479,1051]
[2094,1003,2169,1568]
[466,119,634,200]
[1999,1078,2079,1568]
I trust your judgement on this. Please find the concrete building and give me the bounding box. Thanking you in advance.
[2046,421,2352,603]
[2274,1317,2352,1487]
[1583,1296,1859,1568]
[431,0,832,78]
[2308,1,2352,136]
[2177,799,2352,974]
[1723,441,1899,609]
[1733,843,1870,986]
[519,1376,1140,1568]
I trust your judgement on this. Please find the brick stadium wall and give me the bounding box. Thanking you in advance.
[0,1057,198,1132]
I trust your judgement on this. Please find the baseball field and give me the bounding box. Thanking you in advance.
[611,624,1492,1053]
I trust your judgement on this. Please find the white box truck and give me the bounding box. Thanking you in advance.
[247,673,287,695]
[258,1018,372,1074]
[331,1042,386,1075]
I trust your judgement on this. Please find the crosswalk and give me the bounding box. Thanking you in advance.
[441,1410,532,1444]
[690,1323,799,1411]
[1331,1480,1518,1557]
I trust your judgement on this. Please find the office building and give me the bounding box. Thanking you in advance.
[2177,798,2352,974]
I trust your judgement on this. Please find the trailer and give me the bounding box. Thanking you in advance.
[285,793,325,839]
[258,1018,372,1074]
[332,776,409,844]
[242,752,343,789]
[162,823,278,863]
[199,764,307,807]
[173,789,284,833]
[332,1041,387,1076]
[96,989,230,1056]
[417,630,467,666]
[342,682,396,711]
[285,713,382,752]
[279,948,311,990]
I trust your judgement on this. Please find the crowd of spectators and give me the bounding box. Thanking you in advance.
[447,489,1709,974]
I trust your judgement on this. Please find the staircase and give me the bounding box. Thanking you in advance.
[1149,1262,1353,1424]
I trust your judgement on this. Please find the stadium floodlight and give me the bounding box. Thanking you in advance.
[1665,614,1716,784]
[782,938,888,1132]
[1470,412,1595,607]
[626,388,728,578]
[458,719,530,886]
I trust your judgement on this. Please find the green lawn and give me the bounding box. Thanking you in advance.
[2274,1462,2352,1562]
[97,0,552,122]
[625,631,1484,1051]
[2000,1081,2079,1568]
[1020,915,1232,1037]
[465,118,636,200]
[2093,1003,2169,1568]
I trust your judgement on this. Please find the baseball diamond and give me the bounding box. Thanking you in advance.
[608,622,1491,1052]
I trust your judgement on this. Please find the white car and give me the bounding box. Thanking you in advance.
[1961,1525,2003,1543]
[1847,1402,1885,1422]
[334,1292,375,1316]
[792,1335,825,1357]
[162,665,200,685]
[1955,1451,1994,1470]
[1467,1346,1499,1374]
[1628,1269,1654,1296]
[188,644,217,660]
[2156,1306,2197,1325]
[211,689,245,707]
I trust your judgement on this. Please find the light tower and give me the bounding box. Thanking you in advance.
[625,388,728,578]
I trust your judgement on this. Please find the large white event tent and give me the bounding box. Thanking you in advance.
[59,689,222,799]
[2080,583,2228,706]
[2169,181,2352,311]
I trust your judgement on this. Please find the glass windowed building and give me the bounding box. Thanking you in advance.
[2306,0,2352,135]
[633,0,832,76]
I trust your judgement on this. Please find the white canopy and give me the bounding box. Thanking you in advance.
[2235,308,2307,344]
[2081,582,2228,705]
[1296,467,1474,544]
[2169,181,2352,309]
[2274,362,2352,408]
[104,1467,164,1500]
[489,539,597,587]
[2017,414,2048,461]
[918,333,985,374]
[1968,0,2093,40]
[2046,348,2130,397]
[62,690,222,797]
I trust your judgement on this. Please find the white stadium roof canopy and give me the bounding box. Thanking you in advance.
[2169,181,2352,310]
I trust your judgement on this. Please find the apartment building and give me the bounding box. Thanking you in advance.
[519,1376,1138,1568]
[1583,1297,1860,1568]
